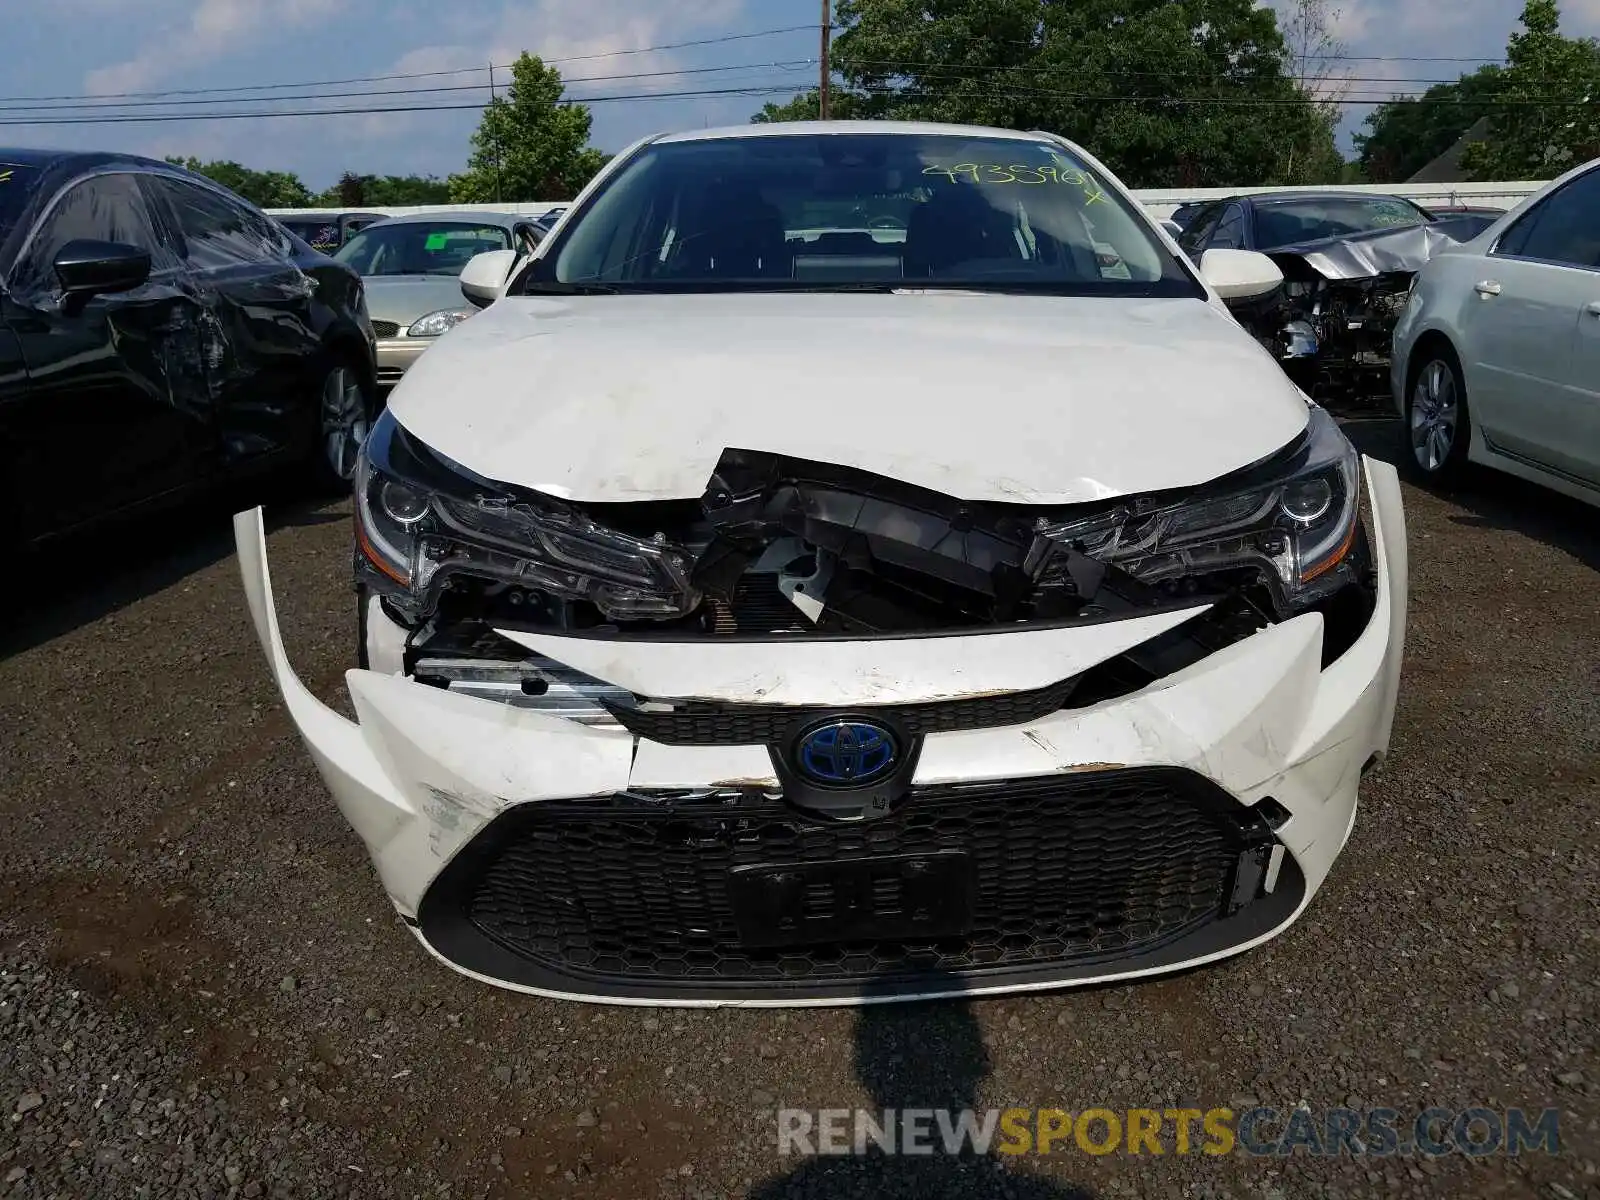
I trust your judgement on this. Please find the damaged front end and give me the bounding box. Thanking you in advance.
[354,405,1375,717]
[235,398,1407,1004]
[1230,224,1462,405]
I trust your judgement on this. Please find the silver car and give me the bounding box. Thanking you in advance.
[333,211,542,384]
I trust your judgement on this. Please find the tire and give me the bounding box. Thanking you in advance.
[312,357,373,493]
[1403,342,1472,484]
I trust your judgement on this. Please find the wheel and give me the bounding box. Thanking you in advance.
[1404,344,1471,483]
[314,360,372,491]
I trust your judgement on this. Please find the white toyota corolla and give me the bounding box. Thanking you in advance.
[236,122,1408,1006]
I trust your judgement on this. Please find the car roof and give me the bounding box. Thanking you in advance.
[0,147,188,174]
[652,119,1064,145]
[362,210,525,228]
[1249,190,1417,206]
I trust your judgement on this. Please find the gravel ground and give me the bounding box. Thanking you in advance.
[1,419,1596,1199]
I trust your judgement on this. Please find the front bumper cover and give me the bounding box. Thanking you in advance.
[234,456,1407,1006]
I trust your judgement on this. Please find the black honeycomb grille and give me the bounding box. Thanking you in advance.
[605,676,1080,745]
[370,320,401,338]
[445,769,1259,985]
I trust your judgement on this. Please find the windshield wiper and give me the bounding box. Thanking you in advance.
[518,279,624,296]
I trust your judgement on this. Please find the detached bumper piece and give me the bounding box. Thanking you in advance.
[416,767,1302,1004]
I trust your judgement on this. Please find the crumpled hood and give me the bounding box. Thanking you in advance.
[387,292,1311,504]
[361,275,472,329]
[1266,223,1463,282]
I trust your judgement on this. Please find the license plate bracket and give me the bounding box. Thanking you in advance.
[729,850,976,949]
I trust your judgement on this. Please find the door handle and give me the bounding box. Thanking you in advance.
[1585,301,1600,317]
[1474,280,1502,297]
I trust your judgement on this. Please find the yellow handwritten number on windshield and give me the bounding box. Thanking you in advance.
[921,163,1106,203]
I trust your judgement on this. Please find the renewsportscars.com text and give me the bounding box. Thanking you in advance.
[778,1106,1561,1158]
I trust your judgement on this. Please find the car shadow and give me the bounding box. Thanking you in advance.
[0,479,347,662]
[1339,416,1600,573]
[747,972,1099,1199]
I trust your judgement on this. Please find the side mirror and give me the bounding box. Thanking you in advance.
[460,249,518,309]
[1158,218,1183,239]
[1199,248,1283,302]
[54,240,151,312]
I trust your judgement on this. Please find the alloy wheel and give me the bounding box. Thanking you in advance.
[1410,358,1458,474]
[321,365,369,482]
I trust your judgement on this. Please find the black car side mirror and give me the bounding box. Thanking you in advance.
[54,240,152,314]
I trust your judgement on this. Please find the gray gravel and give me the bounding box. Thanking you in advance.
[1,421,1597,1198]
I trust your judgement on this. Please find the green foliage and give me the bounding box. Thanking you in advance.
[1355,67,1504,183]
[1462,0,1600,179]
[311,173,454,207]
[163,157,313,208]
[750,0,1346,187]
[449,53,609,202]
[751,90,868,122]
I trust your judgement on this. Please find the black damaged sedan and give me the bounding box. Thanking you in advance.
[0,149,376,547]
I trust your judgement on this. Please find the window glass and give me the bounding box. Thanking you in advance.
[1497,170,1600,268]
[1252,196,1428,249]
[333,222,512,276]
[280,217,341,253]
[0,162,44,243]
[1211,204,1245,249]
[12,172,178,295]
[1177,203,1223,253]
[151,177,289,269]
[539,133,1198,294]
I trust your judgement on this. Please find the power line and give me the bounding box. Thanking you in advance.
[0,23,826,104]
[0,61,816,115]
[835,57,1499,87]
[0,55,1525,121]
[2,80,1590,127]
[0,84,810,127]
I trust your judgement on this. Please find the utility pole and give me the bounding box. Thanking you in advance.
[488,62,504,204]
[819,0,832,120]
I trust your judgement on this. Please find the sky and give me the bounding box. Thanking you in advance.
[3,0,1598,189]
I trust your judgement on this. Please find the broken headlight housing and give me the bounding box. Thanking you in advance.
[354,411,699,622]
[1025,405,1361,612]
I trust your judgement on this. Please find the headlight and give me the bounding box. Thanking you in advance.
[406,308,473,338]
[354,413,699,621]
[1025,405,1362,612]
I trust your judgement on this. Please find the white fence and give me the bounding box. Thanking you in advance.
[268,181,1546,224]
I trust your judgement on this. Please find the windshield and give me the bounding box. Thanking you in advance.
[1254,197,1429,249]
[334,221,511,276]
[280,217,341,253]
[0,163,43,243]
[534,132,1197,295]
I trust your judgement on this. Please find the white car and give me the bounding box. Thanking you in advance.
[1392,157,1600,504]
[235,122,1407,1006]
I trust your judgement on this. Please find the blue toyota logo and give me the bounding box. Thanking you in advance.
[796,720,898,787]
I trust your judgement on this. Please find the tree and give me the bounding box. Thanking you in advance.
[1461,0,1600,179]
[751,90,868,122]
[312,173,454,207]
[164,157,313,207]
[449,53,608,202]
[1354,67,1505,182]
[752,0,1344,187]
[1277,0,1351,183]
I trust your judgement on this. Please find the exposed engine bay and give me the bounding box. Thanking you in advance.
[354,408,1377,713]
[1228,224,1462,406]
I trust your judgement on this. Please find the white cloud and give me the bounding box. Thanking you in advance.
[83,0,347,95]
[330,0,750,158]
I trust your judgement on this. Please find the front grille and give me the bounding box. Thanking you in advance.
[606,676,1080,745]
[427,768,1271,988]
[370,319,401,338]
